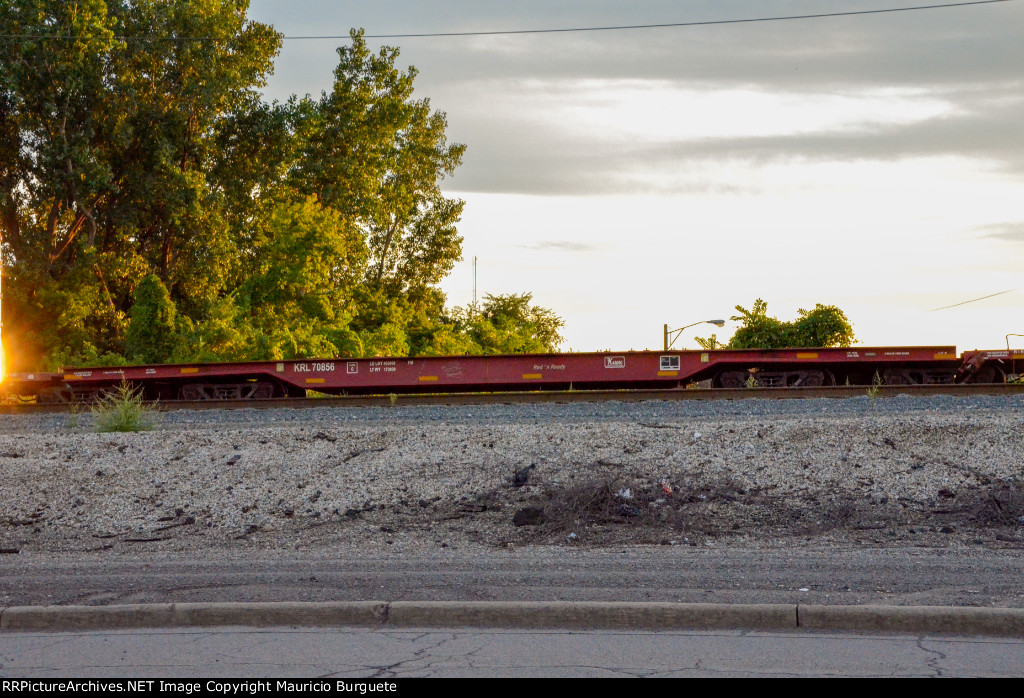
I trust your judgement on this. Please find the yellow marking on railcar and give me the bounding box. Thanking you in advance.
[657,370,678,377]
[700,353,709,363]
[796,352,818,359]
[276,363,285,372]
[63,374,80,380]
[180,367,200,374]
[522,373,542,379]
[305,378,325,384]
[418,376,438,381]
[933,353,957,360]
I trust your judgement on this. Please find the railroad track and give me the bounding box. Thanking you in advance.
[2,382,1021,414]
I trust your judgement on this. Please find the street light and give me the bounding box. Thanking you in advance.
[663,319,726,351]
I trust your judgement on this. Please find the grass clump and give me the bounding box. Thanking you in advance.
[865,372,883,401]
[92,380,158,433]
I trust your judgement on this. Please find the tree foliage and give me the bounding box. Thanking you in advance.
[697,299,855,349]
[0,7,563,370]
[125,274,178,364]
[460,293,565,355]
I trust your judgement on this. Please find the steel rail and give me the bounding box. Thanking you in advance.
[2,382,1021,414]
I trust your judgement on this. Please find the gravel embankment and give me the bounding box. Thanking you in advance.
[1,394,1022,555]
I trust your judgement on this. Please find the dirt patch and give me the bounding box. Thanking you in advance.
[314,474,1024,550]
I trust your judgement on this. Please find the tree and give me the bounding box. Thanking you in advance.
[0,0,281,370]
[694,334,726,350]
[698,299,855,349]
[727,299,791,349]
[288,30,466,330]
[789,304,856,348]
[235,197,366,359]
[459,293,565,355]
[125,274,178,364]
[1,9,565,369]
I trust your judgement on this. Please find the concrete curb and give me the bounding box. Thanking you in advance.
[1,602,1022,637]
[386,601,795,630]
[799,604,1024,637]
[0,602,387,632]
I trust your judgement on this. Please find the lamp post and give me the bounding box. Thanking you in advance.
[663,319,726,351]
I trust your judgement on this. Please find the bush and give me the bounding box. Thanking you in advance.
[91,381,158,433]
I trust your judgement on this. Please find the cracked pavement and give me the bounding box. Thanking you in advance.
[2,627,1023,677]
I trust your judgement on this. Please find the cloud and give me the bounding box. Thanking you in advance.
[515,240,602,252]
[442,77,1024,196]
[257,1,1024,197]
[978,221,1024,243]
[391,0,1024,88]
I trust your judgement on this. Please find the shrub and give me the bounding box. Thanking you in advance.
[92,381,158,433]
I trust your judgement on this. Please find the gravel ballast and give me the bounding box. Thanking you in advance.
[1,394,1023,555]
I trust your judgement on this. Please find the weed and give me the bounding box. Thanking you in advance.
[866,372,883,401]
[387,392,398,407]
[92,380,158,433]
[66,399,83,429]
[745,374,759,389]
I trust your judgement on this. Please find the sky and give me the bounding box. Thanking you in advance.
[248,0,1024,353]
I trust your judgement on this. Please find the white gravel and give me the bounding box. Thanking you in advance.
[1,395,1022,553]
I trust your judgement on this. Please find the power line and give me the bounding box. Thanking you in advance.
[0,0,1016,42]
[927,288,1017,311]
[358,0,1018,39]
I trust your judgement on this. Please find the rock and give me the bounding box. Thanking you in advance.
[512,464,536,487]
[513,506,544,526]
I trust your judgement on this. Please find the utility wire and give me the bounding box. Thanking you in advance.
[0,0,1016,42]
[359,0,1018,39]
[927,288,1017,311]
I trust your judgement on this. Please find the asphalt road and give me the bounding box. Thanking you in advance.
[2,626,1022,677]
[2,546,1022,608]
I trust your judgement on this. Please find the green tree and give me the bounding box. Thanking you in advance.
[288,30,466,332]
[458,293,565,355]
[0,0,280,370]
[726,299,790,349]
[125,274,178,364]
[236,197,366,359]
[694,334,726,350]
[707,299,855,350]
[1,9,564,370]
[0,0,122,368]
[789,304,856,348]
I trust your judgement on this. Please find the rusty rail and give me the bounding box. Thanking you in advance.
[2,382,1022,414]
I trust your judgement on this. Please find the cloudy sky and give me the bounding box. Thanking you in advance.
[249,0,1023,353]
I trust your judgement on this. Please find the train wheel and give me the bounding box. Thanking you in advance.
[249,382,275,399]
[38,386,75,404]
[715,371,749,388]
[799,371,834,387]
[179,381,279,400]
[883,369,913,385]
